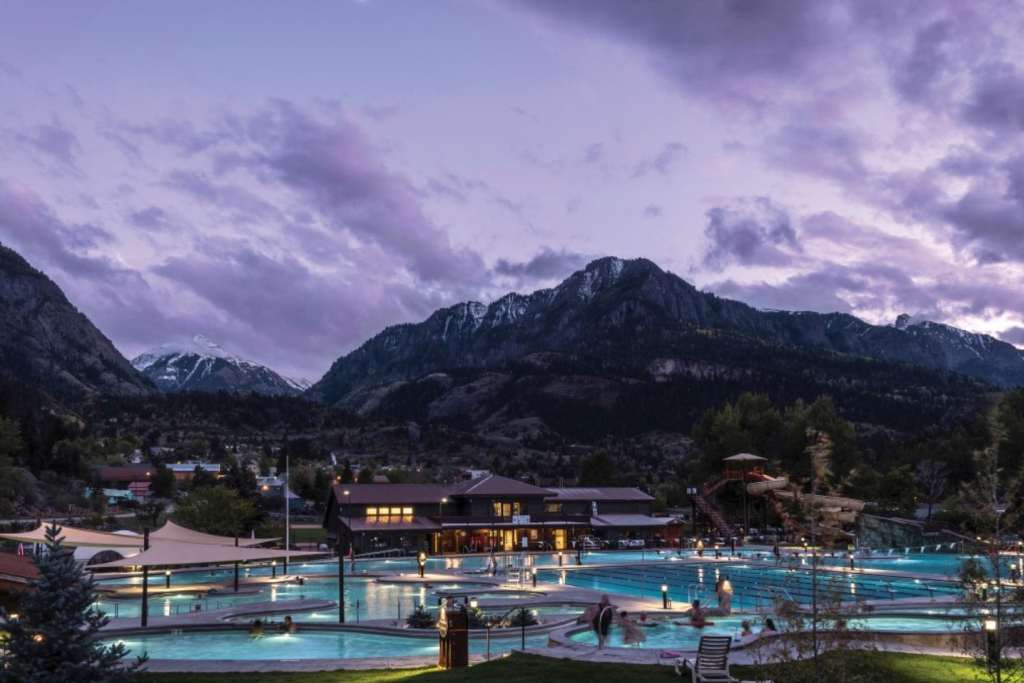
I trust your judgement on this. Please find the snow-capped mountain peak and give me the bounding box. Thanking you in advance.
[131,336,305,396]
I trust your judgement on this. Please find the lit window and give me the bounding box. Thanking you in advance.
[366,507,378,517]
[545,503,562,513]
[389,506,402,515]
[402,507,413,515]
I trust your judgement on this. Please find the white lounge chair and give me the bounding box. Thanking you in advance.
[675,635,736,682]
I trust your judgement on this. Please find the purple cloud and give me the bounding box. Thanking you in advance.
[702,197,800,270]
[494,247,590,282]
[16,118,81,170]
[961,63,1024,133]
[632,142,685,178]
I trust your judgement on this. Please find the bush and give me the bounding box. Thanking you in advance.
[502,608,539,628]
[405,604,436,629]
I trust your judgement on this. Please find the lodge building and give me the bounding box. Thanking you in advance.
[323,474,677,554]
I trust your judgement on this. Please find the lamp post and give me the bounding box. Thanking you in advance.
[164,570,170,589]
[338,489,351,624]
[439,497,448,554]
[991,504,1007,683]
[418,550,427,578]
[661,584,669,609]
[531,567,537,588]
[271,560,276,579]
[284,452,290,576]
[686,487,698,539]
[558,551,563,567]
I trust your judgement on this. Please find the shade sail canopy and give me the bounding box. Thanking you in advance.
[89,540,325,569]
[151,520,278,547]
[723,453,767,462]
[0,524,143,549]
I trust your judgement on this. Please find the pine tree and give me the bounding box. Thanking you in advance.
[0,524,146,682]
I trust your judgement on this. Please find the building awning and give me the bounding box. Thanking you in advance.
[590,514,672,528]
[344,516,441,532]
[0,524,144,549]
[89,540,325,569]
[151,521,279,547]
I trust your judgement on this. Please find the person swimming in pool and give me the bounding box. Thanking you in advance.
[688,600,707,627]
[249,618,264,638]
[279,615,297,634]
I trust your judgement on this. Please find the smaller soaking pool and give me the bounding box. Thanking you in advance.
[101,629,549,660]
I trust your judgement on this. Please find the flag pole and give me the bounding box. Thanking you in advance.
[284,451,290,575]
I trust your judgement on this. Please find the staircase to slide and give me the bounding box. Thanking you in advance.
[695,480,737,539]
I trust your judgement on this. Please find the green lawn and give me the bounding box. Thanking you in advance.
[139,651,991,683]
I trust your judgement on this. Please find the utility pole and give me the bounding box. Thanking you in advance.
[284,451,290,576]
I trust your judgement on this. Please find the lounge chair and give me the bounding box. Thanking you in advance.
[674,635,736,682]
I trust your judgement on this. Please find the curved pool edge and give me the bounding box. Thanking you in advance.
[135,652,506,673]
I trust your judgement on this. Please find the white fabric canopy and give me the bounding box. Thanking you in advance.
[89,540,325,569]
[0,524,143,549]
[151,520,279,547]
[723,453,767,462]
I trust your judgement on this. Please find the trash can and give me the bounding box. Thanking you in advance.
[438,605,469,669]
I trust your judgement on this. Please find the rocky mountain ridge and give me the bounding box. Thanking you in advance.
[132,335,307,396]
[0,243,153,400]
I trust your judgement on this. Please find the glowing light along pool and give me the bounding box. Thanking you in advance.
[103,630,550,660]
[540,564,962,610]
[568,614,967,649]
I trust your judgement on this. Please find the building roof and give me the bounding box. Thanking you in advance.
[444,474,551,498]
[590,514,672,528]
[0,553,39,583]
[90,540,324,569]
[331,483,447,505]
[97,464,154,481]
[545,487,654,502]
[150,520,278,547]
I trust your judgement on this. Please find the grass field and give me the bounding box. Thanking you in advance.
[140,651,990,683]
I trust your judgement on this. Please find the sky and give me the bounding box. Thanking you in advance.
[3,0,1024,380]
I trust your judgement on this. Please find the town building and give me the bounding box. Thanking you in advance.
[323,474,675,554]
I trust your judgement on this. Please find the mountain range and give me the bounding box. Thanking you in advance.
[132,336,309,396]
[308,257,1021,437]
[3,243,1023,435]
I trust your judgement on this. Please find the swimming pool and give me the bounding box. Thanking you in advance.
[540,563,963,610]
[101,629,550,660]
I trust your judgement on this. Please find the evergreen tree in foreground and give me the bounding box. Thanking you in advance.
[0,524,146,682]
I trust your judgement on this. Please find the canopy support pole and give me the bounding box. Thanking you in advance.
[141,566,149,627]
[234,562,239,592]
[338,535,346,623]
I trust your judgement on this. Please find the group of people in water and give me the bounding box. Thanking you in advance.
[248,615,297,638]
[581,573,780,649]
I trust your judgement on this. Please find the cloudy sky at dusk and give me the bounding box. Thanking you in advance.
[3,0,1024,379]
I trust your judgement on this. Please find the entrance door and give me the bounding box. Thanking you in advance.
[502,529,515,551]
[553,529,566,550]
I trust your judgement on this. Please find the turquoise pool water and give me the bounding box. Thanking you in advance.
[93,576,550,621]
[540,563,962,610]
[94,550,696,587]
[102,630,549,660]
[568,614,967,649]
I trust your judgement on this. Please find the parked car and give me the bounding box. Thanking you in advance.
[627,538,645,549]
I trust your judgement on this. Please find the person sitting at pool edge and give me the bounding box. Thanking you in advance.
[249,618,264,638]
[740,620,753,638]
[762,617,777,634]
